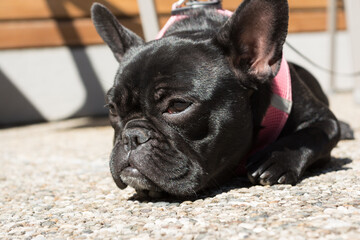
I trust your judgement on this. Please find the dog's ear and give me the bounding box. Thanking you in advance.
[91,3,144,62]
[216,0,288,87]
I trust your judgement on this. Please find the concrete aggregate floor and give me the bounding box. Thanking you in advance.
[1,93,359,239]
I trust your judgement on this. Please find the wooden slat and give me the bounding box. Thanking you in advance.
[0,0,347,49]
[0,16,183,49]
[0,10,346,50]
[289,11,346,33]
[0,0,344,20]
[0,17,145,49]
[0,0,174,20]
[0,0,139,20]
[223,0,343,10]
[288,0,343,9]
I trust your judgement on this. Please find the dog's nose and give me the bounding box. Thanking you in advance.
[123,128,151,150]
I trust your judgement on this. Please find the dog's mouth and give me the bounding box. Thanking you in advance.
[119,166,163,196]
[110,139,205,197]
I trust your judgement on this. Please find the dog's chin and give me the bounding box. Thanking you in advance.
[120,167,163,195]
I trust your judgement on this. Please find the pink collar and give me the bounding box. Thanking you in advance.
[256,57,292,151]
[157,10,292,174]
[236,57,292,175]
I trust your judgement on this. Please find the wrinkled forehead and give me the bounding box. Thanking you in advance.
[116,38,225,87]
[106,37,234,107]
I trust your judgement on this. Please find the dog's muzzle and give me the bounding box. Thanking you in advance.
[110,126,163,193]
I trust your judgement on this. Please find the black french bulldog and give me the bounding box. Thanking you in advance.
[91,0,353,197]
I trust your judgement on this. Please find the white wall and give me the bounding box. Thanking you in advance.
[344,0,360,103]
[0,45,118,125]
[285,31,354,94]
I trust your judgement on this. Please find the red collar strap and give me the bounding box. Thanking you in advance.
[156,10,292,175]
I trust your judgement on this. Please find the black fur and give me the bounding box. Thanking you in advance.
[91,0,353,197]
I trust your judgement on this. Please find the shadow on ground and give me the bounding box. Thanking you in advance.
[0,69,46,128]
[304,157,352,177]
[127,157,353,203]
[66,117,110,129]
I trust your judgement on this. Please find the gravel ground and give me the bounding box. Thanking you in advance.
[1,93,360,240]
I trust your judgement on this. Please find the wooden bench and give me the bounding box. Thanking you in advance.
[0,0,346,49]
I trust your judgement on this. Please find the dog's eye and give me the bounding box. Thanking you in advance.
[105,103,117,115]
[167,101,191,114]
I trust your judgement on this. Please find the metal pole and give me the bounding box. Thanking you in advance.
[328,0,337,92]
[137,0,160,41]
[344,0,360,104]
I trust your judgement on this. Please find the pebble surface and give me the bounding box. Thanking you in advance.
[1,93,360,239]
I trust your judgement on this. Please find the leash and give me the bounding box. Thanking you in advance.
[285,41,360,78]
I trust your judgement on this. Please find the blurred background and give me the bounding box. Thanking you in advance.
[0,0,359,127]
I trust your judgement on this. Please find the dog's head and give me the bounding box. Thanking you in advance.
[91,0,288,197]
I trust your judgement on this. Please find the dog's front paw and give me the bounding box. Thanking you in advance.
[246,148,302,186]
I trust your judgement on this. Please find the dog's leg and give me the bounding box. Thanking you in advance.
[339,121,355,140]
[246,65,342,185]
[246,116,340,185]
